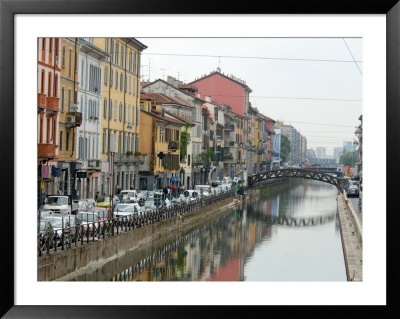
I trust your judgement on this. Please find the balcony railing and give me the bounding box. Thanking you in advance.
[38,93,46,108]
[46,96,60,112]
[65,111,82,127]
[168,141,178,151]
[115,154,146,165]
[38,143,56,158]
[224,123,235,131]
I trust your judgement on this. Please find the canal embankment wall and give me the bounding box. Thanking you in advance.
[337,192,363,281]
[40,196,242,281]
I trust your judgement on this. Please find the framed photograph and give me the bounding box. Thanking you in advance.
[1,0,398,317]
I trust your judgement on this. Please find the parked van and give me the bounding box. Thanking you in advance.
[194,185,212,197]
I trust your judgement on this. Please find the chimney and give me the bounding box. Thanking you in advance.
[195,92,201,98]
[205,95,211,102]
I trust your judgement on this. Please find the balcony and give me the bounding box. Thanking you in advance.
[224,123,235,131]
[168,141,178,151]
[46,96,60,112]
[65,111,82,127]
[38,93,46,108]
[115,153,146,165]
[223,153,233,161]
[38,143,56,159]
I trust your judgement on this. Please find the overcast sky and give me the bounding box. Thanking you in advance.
[136,37,362,155]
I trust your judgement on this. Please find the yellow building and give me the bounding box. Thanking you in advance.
[58,38,82,197]
[92,37,147,194]
[139,95,184,190]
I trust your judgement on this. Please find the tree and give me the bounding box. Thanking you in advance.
[339,151,358,166]
[179,122,191,162]
[280,134,290,163]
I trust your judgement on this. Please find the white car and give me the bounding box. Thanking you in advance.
[119,190,139,202]
[194,185,212,197]
[77,212,100,232]
[114,203,143,220]
[183,190,200,201]
[219,184,232,192]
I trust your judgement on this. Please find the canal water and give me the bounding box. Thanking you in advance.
[109,180,347,281]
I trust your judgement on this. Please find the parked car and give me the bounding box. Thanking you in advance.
[96,195,119,208]
[143,199,157,211]
[38,209,55,220]
[183,190,199,201]
[43,195,79,214]
[77,199,89,212]
[42,216,72,241]
[219,184,232,192]
[77,212,100,232]
[89,207,110,220]
[346,185,359,198]
[194,185,212,197]
[211,179,221,187]
[82,198,96,209]
[113,203,143,221]
[119,190,139,201]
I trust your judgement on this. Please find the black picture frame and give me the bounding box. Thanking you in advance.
[1,0,398,317]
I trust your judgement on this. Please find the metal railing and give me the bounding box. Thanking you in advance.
[38,190,234,256]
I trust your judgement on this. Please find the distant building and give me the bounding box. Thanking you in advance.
[307,149,316,159]
[333,146,343,160]
[343,141,355,153]
[315,147,326,159]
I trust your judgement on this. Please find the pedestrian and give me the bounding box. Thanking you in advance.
[95,191,100,201]
[130,184,134,190]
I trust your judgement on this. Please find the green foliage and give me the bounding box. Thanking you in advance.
[180,122,191,161]
[339,151,358,166]
[280,134,291,163]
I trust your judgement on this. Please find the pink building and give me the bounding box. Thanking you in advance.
[189,69,252,116]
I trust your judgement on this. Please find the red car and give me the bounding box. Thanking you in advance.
[88,206,110,220]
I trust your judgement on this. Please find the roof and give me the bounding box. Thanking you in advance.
[140,92,194,108]
[164,110,195,125]
[189,70,252,93]
[141,109,185,126]
[142,78,207,103]
[140,93,153,101]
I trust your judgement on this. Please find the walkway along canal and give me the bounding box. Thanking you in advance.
[43,179,361,282]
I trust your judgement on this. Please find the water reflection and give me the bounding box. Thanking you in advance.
[110,180,346,281]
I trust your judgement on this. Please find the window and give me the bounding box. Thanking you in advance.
[133,52,137,75]
[105,38,109,53]
[115,70,118,89]
[59,131,63,151]
[121,45,124,68]
[119,103,122,122]
[48,72,52,97]
[129,50,132,71]
[103,130,107,154]
[124,74,127,93]
[109,100,113,119]
[40,70,45,94]
[136,106,139,125]
[67,88,71,111]
[115,42,119,65]
[62,45,65,68]
[132,106,135,124]
[68,48,72,78]
[124,103,126,122]
[110,39,114,63]
[41,38,46,62]
[104,98,108,119]
[66,132,69,151]
[104,66,108,85]
[61,87,65,112]
[114,101,117,120]
[110,68,113,87]
[132,80,136,96]
[120,72,123,91]
[129,77,131,94]
[128,105,131,124]
[81,61,84,86]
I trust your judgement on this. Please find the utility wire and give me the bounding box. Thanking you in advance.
[342,39,363,76]
[141,52,363,63]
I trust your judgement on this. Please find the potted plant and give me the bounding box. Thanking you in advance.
[126,151,133,157]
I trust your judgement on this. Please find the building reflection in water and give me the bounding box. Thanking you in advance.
[110,181,340,282]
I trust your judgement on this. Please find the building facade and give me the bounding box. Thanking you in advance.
[38,37,61,202]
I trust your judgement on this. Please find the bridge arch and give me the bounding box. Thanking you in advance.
[248,168,347,190]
